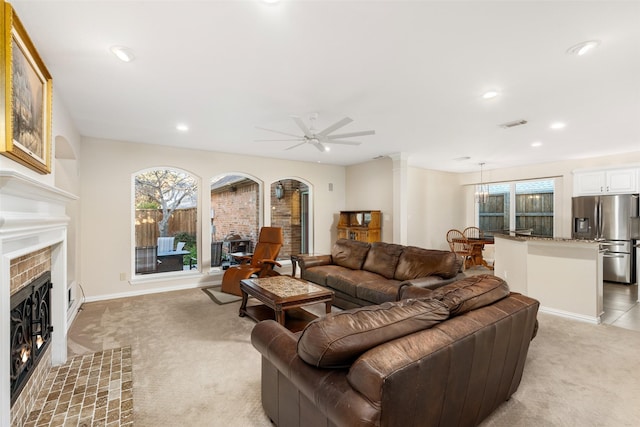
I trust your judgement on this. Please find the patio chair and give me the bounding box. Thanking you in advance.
[220,227,283,296]
[157,237,175,254]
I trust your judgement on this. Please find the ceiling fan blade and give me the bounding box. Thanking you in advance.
[291,116,313,138]
[313,141,326,152]
[327,130,375,139]
[285,141,308,150]
[255,126,301,139]
[254,138,304,142]
[318,117,353,137]
[325,140,362,145]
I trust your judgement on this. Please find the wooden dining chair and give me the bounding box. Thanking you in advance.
[463,226,484,240]
[446,229,473,270]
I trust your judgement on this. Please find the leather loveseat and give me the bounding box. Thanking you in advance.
[251,275,540,427]
[298,238,464,309]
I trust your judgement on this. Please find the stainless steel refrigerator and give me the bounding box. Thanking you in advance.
[572,194,639,283]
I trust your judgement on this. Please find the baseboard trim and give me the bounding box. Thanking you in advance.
[83,279,221,303]
[539,306,601,325]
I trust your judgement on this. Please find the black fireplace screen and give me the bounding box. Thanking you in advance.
[10,271,53,404]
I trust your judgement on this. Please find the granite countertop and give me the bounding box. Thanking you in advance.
[492,232,600,244]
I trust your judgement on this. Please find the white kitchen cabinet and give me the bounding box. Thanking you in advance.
[573,168,638,196]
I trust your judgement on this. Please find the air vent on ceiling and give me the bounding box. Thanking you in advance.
[499,119,528,129]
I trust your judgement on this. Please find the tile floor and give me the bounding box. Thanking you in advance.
[602,281,640,332]
[23,347,133,427]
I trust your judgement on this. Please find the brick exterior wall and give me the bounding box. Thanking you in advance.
[211,181,260,245]
[210,179,309,261]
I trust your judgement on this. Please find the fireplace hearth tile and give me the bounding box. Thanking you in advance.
[24,347,132,427]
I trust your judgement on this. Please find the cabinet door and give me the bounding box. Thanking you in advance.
[574,171,606,195]
[606,169,638,193]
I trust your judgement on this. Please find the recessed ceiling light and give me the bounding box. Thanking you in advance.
[482,90,499,100]
[262,0,280,4]
[176,124,189,132]
[109,45,135,62]
[566,40,600,56]
[324,145,330,152]
[550,122,566,130]
[531,141,543,147]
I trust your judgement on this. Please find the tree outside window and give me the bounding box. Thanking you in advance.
[134,168,198,274]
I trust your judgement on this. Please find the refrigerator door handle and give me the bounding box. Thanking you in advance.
[597,200,603,239]
[602,253,625,258]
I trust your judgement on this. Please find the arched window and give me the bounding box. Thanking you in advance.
[210,173,261,269]
[133,168,199,275]
[270,178,312,257]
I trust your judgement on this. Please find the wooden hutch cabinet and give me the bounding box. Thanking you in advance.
[337,210,381,243]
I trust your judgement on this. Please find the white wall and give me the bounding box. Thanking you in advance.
[345,158,394,242]
[407,167,464,251]
[79,137,346,300]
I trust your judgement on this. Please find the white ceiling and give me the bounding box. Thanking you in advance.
[9,0,640,173]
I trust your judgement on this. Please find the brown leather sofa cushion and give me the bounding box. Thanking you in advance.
[331,239,370,270]
[429,274,509,315]
[297,299,449,368]
[394,247,460,281]
[361,242,404,279]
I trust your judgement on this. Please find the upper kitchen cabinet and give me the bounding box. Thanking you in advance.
[573,167,639,196]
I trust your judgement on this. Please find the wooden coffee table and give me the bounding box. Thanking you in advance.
[239,276,334,332]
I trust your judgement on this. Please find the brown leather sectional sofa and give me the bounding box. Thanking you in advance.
[298,238,464,309]
[251,275,540,427]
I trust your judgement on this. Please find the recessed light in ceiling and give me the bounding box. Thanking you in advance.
[262,0,280,4]
[176,124,189,132]
[482,90,499,100]
[531,141,543,148]
[566,40,600,56]
[550,122,566,130]
[109,46,135,62]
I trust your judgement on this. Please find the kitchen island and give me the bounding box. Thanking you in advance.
[494,234,603,324]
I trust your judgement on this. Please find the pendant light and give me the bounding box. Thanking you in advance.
[475,163,489,204]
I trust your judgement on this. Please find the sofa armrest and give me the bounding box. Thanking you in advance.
[298,254,332,270]
[251,320,379,426]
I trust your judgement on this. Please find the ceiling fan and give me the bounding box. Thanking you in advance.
[255,113,375,152]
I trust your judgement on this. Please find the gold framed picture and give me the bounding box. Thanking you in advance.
[1,3,52,174]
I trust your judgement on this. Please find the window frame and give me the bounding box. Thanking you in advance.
[130,167,201,283]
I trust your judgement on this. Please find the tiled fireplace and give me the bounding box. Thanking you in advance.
[1,171,77,426]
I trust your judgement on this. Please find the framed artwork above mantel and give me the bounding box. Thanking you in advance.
[1,3,52,174]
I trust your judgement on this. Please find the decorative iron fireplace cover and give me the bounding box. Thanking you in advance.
[10,271,53,404]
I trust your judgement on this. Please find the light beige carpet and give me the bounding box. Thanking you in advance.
[67,288,640,427]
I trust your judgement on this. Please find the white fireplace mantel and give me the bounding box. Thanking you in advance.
[0,170,78,426]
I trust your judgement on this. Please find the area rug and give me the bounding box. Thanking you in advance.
[24,346,133,426]
[202,285,242,305]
